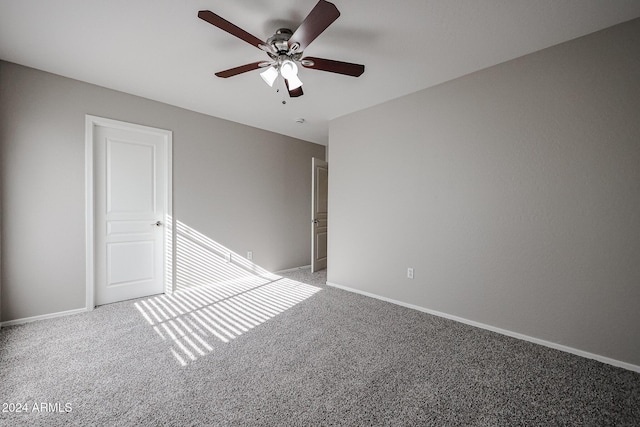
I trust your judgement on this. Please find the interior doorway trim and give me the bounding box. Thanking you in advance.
[85,115,173,311]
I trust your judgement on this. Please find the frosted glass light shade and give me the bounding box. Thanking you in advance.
[280,60,303,89]
[286,74,303,90]
[280,60,298,79]
[260,66,278,87]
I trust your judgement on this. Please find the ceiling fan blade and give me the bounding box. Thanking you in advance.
[301,57,365,77]
[215,62,264,78]
[198,10,265,49]
[290,0,340,52]
[285,79,304,97]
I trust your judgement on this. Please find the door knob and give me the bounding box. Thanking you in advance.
[151,221,162,227]
[312,219,319,224]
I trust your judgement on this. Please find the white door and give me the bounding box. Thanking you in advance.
[311,158,328,272]
[90,118,171,306]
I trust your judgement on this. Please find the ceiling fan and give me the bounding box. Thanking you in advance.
[198,0,365,98]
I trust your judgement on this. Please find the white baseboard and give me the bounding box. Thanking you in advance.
[274,265,311,274]
[0,307,88,328]
[326,281,640,373]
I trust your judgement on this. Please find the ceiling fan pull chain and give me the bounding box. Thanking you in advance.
[279,79,287,105]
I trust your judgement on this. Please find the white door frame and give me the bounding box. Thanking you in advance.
[85,115,173,311]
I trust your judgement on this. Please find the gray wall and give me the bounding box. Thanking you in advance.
[0,61,324,322]
[328,19,640,366]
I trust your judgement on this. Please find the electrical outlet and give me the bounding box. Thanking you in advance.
[407,268,414,279]
[247,251,253,260]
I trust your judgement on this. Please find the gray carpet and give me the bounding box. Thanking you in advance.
[1,268,639,426]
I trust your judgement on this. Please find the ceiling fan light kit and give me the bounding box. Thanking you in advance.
[198,0,365,98]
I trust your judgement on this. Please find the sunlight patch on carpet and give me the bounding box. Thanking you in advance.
[135,276,321,366]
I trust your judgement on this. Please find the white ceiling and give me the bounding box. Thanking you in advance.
[1,1,640,145]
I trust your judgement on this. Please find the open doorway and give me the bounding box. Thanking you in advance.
[311,158,328,272]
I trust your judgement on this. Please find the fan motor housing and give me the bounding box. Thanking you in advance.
[267,28,293,53]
